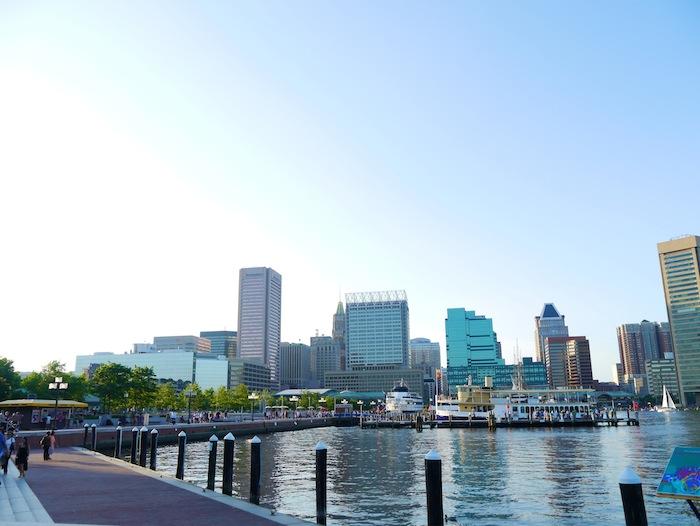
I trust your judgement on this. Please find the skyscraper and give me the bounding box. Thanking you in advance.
[445,308,504,368]
[310,335,341,387]
[658,235,700,406]
[279,342,312,389]
[237,267,282,385]
[617,321,672,376]
[534,304,569,363]
[345,290,409,370]
[200,330,237,358]
[409,337,441,376]
[565,337,594,388]
[332,301,346,370]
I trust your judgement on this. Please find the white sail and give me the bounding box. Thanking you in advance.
[661,385,676,410]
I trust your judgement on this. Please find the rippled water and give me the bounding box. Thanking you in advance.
[153,412,700,525]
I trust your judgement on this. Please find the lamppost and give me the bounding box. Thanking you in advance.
[319,397,326,414]
[248,392,259,421]
[370,400,376,414]
[358,400,364,426]
[183,385,196,424]
[289,395,299,414]
[48,377,69,430]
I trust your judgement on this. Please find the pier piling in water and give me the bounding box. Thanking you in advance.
[130,427,138,464]
[250,435,262,505]
[619,467,647,526]
[425,450,444,526]
[176,431,186,480]
[90,424,97,451]
[315,441,327,525]
[149,428,159,470]
[83,424,89,448]
[222,433,235,496]
[139,426,149,467]
[114,426,122,458]
[206,434,218,491]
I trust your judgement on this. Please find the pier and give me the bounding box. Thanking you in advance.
[360,415,640,429]
[18,447,308,525]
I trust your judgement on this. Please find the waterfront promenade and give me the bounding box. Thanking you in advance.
[12,447,308,525]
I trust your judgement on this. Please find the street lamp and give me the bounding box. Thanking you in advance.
[183,385,197,424]
[48,377,69,430]
[248,392,259,421]
[319,397,326,412]
[289,395,299,413]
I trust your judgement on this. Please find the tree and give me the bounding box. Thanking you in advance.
[128,366,157,410]
[230,383,249,409]
[0,357,21,401]
[154,383,179,410]
[196,388,215,411]
[90,363,131,412]
[20,361,88,401]
[213,386,233,410]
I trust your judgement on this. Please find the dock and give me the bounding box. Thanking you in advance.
[17,447,308,525]
[360,416,640,429]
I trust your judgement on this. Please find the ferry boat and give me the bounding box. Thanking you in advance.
[385,382,423,413]
[435,382,494,420]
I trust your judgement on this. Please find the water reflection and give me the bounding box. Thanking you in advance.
[154,412,700,525]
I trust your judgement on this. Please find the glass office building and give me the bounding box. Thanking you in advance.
[658,235,700,406]
[345,290,409,370]
[447,358,548,392]
[534,304,569,364]
[200,330,237,358]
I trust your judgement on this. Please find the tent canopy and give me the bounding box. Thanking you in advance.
[0,399,88,409]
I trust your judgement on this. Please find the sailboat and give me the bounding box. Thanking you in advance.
[656,385,677,413]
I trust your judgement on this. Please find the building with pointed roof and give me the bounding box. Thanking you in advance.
[332,301,346,370]
[534,303,569,363]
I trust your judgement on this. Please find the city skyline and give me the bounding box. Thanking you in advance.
[1,3,698,379]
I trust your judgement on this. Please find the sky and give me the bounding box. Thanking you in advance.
[1,2,699,379]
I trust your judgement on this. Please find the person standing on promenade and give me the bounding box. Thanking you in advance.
[0,428,7,485]
[2,431,15,475]
[40,431,51,460]
[15,438,29,478]
[49,430,57,457]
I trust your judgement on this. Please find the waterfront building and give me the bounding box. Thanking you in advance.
[544,337,568,388]
[345,290,409,370]
[154,335,211,354]
[617,321,673,376]
[133,343,156,353]
[534,303,569,363]
[237,267,282,385]
[446,308,504,368]
[228,358,272,391]
[446,358,548,392]
[279,342,312,389]
[332,301,347,370]
[612,363,624,385]
[75,350,228,389]
[323,367,423,394]
[565,337,594,388]
[409,337,441,376]
[310,335,341,388]
[658,235,700,406]
[200,330,237,358]
[645,356,679,400]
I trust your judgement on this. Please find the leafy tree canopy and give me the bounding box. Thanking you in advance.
[0,357,22,401]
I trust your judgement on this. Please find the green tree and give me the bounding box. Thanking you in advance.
[128,366,157,410]
[90,363,131,412]
[20,361,88,401]
[154,382,179,410]
[213,386,233,410]
[230,383,249,409]
[196,387,215,411]
[0,357,22,401]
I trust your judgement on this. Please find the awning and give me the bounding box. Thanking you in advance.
[0,399,88,409]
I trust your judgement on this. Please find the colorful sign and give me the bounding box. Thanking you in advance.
[657,446,700,500]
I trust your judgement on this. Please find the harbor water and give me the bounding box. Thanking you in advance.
[154,412,700,525]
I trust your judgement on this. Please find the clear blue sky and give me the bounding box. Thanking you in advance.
[1,2,698,379]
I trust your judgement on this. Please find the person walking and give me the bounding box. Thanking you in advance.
[16,438,29,478]
[2,432,15,475]
[49,430,57,457]
[40,431,51,461]
[0,428,7,485]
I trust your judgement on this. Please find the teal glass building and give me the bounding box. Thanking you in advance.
[445,308,505,368]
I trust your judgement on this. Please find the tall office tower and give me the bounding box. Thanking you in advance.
[345,290,410,370]
[544,337,569,388]
[534,304,569,363]
[445,308,504,368]
[657,322,674,358]
[279,342,312,389]
[565,337,594,388]
[410,338,441,376]
[658,236,700,406]
[639,321,662,361]
[617,324,645,376]
[310,335,341,387]
[332,301,347,370]
[237,267,282,385]
[200,331,237,358]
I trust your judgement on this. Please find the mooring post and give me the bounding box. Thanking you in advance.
[149,428,158,470]
[83,423,89,448]
[90,423,97,450]
[619,467,648,526]
[139,426,149,467]
[222,433,235,496]
[250,435,261,505]
[114,426,123,458]
[425,450,444,526]
[130,426,138,464]
[176,430,186,480]
[207,434,218,490]
[315,441,327,525]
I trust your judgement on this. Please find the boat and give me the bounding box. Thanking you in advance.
[385,381,423,413]
[656,385,677,413]
[434,382,493,421]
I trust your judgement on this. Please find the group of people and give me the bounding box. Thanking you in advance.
[0,426,29,481]
[0,411,23,431]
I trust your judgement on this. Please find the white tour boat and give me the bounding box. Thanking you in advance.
[385,382,423,413]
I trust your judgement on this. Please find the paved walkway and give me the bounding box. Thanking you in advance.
[0,457,53,523]
[23,448,307,525]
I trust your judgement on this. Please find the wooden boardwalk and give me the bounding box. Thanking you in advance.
[24,448,308,525]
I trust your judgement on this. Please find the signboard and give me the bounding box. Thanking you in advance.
[657,446,700,500]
